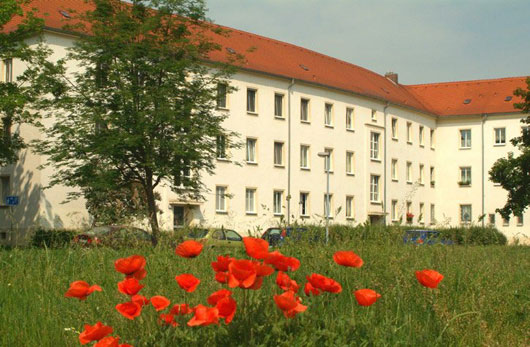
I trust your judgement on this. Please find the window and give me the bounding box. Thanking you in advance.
[419,164,425,185]
[391,200,398,221]
[460,204,472,223]
[173,206,185,229]
[370,132,380,160]
[1,176,10,205]
[430,167,435,187]
[300,192,309,216]
[459,167,471,185]
[247,88,257,113]
[370,175,380,202]
[419,126,425,146]
[407,122,412,143]
[274,93,284,118]
[300,98,309,122]
[215,186,226,212]
[419,203,425,223]
[324,103,333,126]
[346,151,354,175]
[245,188,256,214]
[212,230,225,240]
[174,159,191,186]
[494,128,506,145]
[460,129,471,148]
[324,193,333,218]
[225,230,242,241]
[371,109,377,122]
[273,190,283,215]
[430,129,435,149]
[346,196,354,219]
[391,118,398,139]
[324,148,333,172]
[391,159,398,181]
[488,213,495,225]
[216,83,227,109]
[430,204,436,224]
[346,108,354,130]
[1,59,13,83]
[274,142,284,166]
[502,216,509,226]
[216,135,227,159]
[406,201,412,214]
[300,145,310,169]
[406,162,412,183]
[516,214,524,226]
[246,138,257,163]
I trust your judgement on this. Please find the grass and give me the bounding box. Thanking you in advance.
[0,236,529,346]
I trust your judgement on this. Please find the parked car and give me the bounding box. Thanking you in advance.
[185,228,244,249]
[403,229,453,245]
[261,227,318,247]
[73,225,153,247]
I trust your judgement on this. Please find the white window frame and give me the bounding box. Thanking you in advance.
[459,167,471,185]
[516,214,524,226]
[324,103,333,127]
[324,148,333,172]
[246,88,257,114]
[460,204,472,224]
[406,161,412,183]
[488,213,496,225]
[1,59,13,83]
[391,159,398,181]
[300,192,309,216]
[216,135,227,159]
[407,122,412,143]
[502,216,510,226]
[419,126,425,146]
[419,164,425,185]
[346,108,354,130]
[215,186,227,213]
[370,175,380,203]
[273,190,283,216]
[370,132,380,160]
[300,98,310,123]
[216,83,228,109]
[274,93,284,119]
[391,200,398,221]
[345,196,354,219]
[494,127,506,146]
[246,138,257,164]
[324,193,333,218]
[460,129,471,149]
[391,118,398,140]
[371,109,377,122]
[430,166,435,187]
[419,203,425,224]
[430,204,436,225]
[245,188,257,214]
[274,141,284,167]
[430,129,435,149]
[346,151,354,175]
[300,144,310,170]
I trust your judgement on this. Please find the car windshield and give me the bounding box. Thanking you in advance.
[187,229,208,239]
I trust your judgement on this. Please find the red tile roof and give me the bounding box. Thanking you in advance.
[7,0,529,117]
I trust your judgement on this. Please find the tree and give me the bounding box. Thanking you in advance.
[489,77,530,219]
[0,0,48,166]
[36,0,237,245]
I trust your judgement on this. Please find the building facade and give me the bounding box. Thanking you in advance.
[1,0,528,244]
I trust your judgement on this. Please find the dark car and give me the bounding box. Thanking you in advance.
[261,227,317,247]
[403,229,453,245]
[73,225,153,247]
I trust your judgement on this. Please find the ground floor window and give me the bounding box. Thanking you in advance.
[460,204,472,223]
[173,206,185,229]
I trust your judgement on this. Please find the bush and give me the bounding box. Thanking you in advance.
[438,226,507,245]
[31,228,77,248]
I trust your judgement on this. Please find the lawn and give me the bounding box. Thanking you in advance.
[0,239,528,346]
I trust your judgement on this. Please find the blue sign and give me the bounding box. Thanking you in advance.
[5,196,19,206]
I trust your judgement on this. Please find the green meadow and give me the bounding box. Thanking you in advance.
[0,231,529,346]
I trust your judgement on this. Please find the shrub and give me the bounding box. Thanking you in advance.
[437,226,507,246]
[31,228,76,248]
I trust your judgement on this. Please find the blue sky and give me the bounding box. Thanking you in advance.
[206,0,530,85]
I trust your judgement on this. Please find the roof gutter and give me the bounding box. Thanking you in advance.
[383,101,390,225]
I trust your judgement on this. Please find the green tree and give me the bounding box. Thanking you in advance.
[36,0,237,245]
[0,0,48,166]
[489,77,530,219]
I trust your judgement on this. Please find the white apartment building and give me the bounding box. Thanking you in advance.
[1,0,528,244]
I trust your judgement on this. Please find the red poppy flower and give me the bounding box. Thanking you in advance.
[215,271,228,284]
[115,301,142,320]
[159,313,178,327]
[333,251,363,268]
[187,304,220,326]
[228,259,257,289]
[79,322,113,345]
[415,269,444,288]
[151,295,171,311]
[170,303,193,316]
[253,261,275,277]
[131,294,149,306]
[216,296,237,324]
[276,272,300,292]
[243,237,269,259]
[274,290,307,318]
[211,255,233,272]
[93,336,133,347]
[114,255,146,280]
[175,240,204,258]
[265,251,300,272]
[65,281,102,301]
[207,289,232,306]
[304,282,321,296]
[175,274,201,292]
[354,289,381,306]
[117,278,144,296]
[306,273,342,293]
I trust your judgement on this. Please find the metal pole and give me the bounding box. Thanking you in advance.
[326,166,330,243]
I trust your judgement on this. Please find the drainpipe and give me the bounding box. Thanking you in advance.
[481,113,487,228]
[383,102,390,225]
[287,79,295,226]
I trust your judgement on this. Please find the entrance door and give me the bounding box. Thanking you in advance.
[173,206,185,229]
[369,215,384,225]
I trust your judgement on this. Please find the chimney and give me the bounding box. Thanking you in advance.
[385,72,398,84]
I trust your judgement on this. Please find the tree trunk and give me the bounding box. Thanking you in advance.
[145,169,160,246]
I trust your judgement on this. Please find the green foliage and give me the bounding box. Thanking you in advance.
[489,77,530,218]
[436,226,507,246]
[30,228,76,248]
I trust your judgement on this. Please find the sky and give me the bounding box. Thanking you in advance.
[205,0,530,85]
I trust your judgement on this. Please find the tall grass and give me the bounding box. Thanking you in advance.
[0,233,528,346]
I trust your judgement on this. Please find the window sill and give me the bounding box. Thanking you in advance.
[216,210,228,215]
[217,158,230,162]
[273,213,284,217]
[459,147,471,150]
[216,106,229,111]
[346,128,355,133]
[407,141,413,145]
[274,164,285,168]
[300,167,311,171]
[493,143,506,147]
[324,124,334,129]
[517,224,523,227]
[246,161,258,166]
[370,201,382,205]
[430,147,435,150]
[346,173,355,177]
[247,111,259,116]
[502,224,509,227]
[406,181,412,185]
[458,183,471,187]
[246,212,257,216]
[324,170,334,174]
[274,116,285,120]
[392,178,398,182]
[370,158,381,163]
[419,183,425,186]
[392,137,398,142]
[419,144,425,148]
[300,120,311,124]
[300,215,310,219]
[346,217,355,220]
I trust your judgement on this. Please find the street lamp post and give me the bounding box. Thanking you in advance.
[318,151,330,244]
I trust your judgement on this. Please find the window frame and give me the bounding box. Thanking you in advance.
[345,195,354,219]
[419,164,425,185]
[460,204,472,224]
[324,193,333,218]
[300,98,310,123]
[370,174,380,203]
[215,186,227,213]
[324,147,334,173]
[245,137,257,164]
[419,202,425,224]
[391,118,398,140]
[246,88,257,114]
[406,161,412,183]
[391,199,398,221]
[216,135,227,160]
[430,129,435,149]
[494,127,506,146]
[459,166,472,185]
[300,144,310,170]
[419,126,425,147]
[407,122,412,144]
[370,131,381,161]
[245,188,257,215]
[273,190,283,216]
[300,192,310,217]
[274,93,284,119]
[391,159,398,181]
[324,102,334,127]
[346,107,354,131]
[273,141,285,167]
[460,129,472,149]
[346,151,354,175]
[430,203,436,225]
[216,83,228,109]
